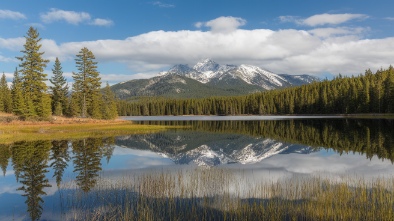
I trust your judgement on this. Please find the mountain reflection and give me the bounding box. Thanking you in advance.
[132,118,394,162]
[0,118,393,220]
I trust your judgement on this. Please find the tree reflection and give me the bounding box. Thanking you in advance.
[0,144,11,176]
[72,137,115,192]
[0,137,117,221]
[50,140,70,187]
[12,141,51,221]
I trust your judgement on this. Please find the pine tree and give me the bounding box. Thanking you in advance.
[16,27,50,119]
[49,57,69,116]
[0,73,12,113]
[101,82,118,119]
[71,47,102,118]
[11,68,26,116]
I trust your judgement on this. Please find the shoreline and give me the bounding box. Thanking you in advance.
[0,114,174,144]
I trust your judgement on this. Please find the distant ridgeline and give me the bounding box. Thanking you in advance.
[118,66,394,115]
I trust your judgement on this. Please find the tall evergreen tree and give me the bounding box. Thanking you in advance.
[49,57,69,116]
[71,47,102,118]
[16,27,51,119]
[11,68,26,116]
[101,82,118,119]
[0,73,12,113]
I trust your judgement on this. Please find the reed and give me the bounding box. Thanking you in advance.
[59,168,394,221]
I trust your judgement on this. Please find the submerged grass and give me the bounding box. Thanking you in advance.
[0,121,174,144]
[60,168,394,221]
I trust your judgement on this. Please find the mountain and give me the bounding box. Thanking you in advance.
[115,131,315,167]
[111,73,261,99]
[112,59,319,99]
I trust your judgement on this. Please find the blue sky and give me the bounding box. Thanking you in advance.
[1,0,394,85]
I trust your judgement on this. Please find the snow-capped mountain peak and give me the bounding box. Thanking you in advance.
[168,64,194,74]
[164,59,319,90]
[193,58,221,72]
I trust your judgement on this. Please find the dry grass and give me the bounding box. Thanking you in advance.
[0,113,175,144]
[60,168,394,221]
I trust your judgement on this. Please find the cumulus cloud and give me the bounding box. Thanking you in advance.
[2,15,394,79]
[0,9,26,20]
[21,27,394,77]
[40,8,113,26]
[196,16,246,33]
[280,13,369,27]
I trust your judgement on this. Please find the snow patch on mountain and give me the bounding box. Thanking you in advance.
[164,59,318,90]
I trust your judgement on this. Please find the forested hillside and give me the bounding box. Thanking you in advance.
[118,66,394,116]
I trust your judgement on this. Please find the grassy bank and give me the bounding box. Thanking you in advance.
[60,168,394,221]
[0,114,174,144]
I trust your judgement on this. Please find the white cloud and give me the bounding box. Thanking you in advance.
[41,8,91,25]
[0,9,26,20]
[2,15,394,79]
[90,18,113,27]
[303,13,368,26]
[309,27,367,39]
[0,37,24,50]
[151,1,175,8]
[40,8,113,26]
[281,13,369,27]
[196,16,246,33]
[32,26,394,77]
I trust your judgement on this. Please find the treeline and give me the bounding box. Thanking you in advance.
[0,27,117,120]
[119,67,394,116]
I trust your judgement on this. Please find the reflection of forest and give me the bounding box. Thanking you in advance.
[0,119,393,220]
[136,119,394,162]
[0,137,115,221]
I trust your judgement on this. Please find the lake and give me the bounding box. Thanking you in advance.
[1,116,394,220]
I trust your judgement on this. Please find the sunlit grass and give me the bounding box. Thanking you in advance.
[0,121,175,144]
[60,168,394,221]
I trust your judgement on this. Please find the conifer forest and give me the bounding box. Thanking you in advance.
[0,27,117,120]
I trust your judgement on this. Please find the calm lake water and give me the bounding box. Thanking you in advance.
[1,116,394,220]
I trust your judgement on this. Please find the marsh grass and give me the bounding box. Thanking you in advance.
[59,168,394,221]
[0,121,175,144]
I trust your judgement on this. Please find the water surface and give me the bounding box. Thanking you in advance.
[1,116,394,220]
